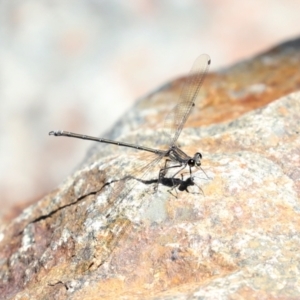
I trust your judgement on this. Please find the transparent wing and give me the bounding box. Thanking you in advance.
[162,54,211,146]
[103,152,165,220]
[90,152,165,269]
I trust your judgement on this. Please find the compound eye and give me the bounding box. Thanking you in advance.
[188,159,194,166]
[195,152,202,166]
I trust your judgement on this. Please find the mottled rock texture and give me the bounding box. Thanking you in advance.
[1,37,300,299]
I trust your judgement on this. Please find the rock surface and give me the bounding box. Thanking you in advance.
[0,38,300,299]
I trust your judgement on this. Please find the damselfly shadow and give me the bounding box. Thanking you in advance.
[50,54,211,218]
[108,172,206,199]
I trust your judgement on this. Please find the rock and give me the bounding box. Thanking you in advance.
[0,37,300,299]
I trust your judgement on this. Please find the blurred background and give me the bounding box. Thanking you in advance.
[0,0,299,220]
